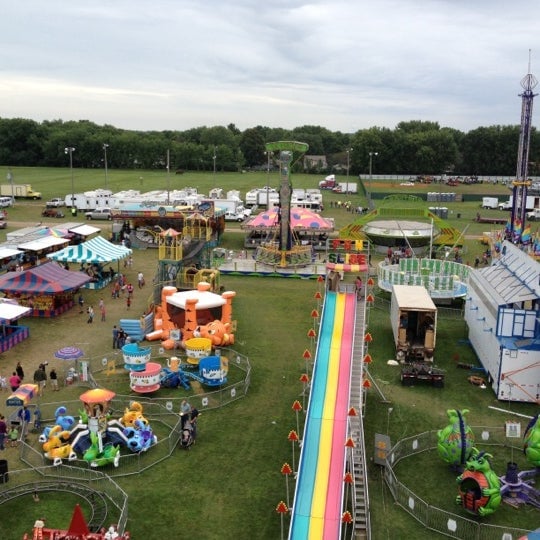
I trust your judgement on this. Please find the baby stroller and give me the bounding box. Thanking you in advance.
[180,422,195,450]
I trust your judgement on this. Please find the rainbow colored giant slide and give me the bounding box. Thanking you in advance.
[289,290,356,539]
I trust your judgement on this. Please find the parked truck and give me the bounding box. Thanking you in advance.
[391,285,437,362]
[0,184,41,199]
[332,182,358,194]
[526,208,540,221]
[499,195,540,211]
[215,199,252,221]
[319,174,337,190]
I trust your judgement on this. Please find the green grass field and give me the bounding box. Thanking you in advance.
[0,167,537,539]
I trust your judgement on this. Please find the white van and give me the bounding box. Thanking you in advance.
[0,197,13,208]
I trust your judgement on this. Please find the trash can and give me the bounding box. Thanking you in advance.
[0,459,8,483]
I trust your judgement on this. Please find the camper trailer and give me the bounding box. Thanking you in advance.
[391,285,437,362]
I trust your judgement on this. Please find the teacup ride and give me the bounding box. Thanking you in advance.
[184,337,212,365]
[130,362,162,394]
[122,342,152,372]
[199,355,229,386]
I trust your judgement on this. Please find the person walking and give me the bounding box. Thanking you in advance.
[112,325,119,349]
[0,415,7,450]
[355,276,363,299]
[9,371,21,392]
[78,293,84,313]
[179,399,191,428]
[137,271,145,288]
[100,301,106,322]
[15,362,24,381]
[8,424,18,447]
[49,368,58,391]
[33,365,47,396]
[189,404,200,439]
[87,306,94,324]
[18,406,31,440]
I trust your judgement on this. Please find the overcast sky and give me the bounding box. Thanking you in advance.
[1,1,539,134]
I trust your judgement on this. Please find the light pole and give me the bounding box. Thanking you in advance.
[103,143,109,190]
[346,148,353,183]
[368,151,378,201]
[65,147,76,216]
[265,151,273,208]
[212,146,217,189]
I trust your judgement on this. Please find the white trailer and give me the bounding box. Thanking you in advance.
[332,182,358,194]
[65,189,112,210]
[481,197,499,209]
[257,191,280,207]
[391,285,437,362]
[245,187,277,207]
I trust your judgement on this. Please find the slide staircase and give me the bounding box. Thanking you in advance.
[349,295,370,539]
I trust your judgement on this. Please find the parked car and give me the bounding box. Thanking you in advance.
[0,197,13,208]
[42,208,65,218]
[85,208,112,220]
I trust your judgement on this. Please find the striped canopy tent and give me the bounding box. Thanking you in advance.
[46,235,132,264]
[0,262,91,294]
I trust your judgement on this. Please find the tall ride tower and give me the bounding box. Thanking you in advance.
[510,56,538,242]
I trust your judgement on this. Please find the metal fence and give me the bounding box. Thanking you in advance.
[0,465,129,534]
[383,428,531,539]
[16,348,251,478]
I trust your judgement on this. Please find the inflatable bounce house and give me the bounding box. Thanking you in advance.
[146,281,236,350]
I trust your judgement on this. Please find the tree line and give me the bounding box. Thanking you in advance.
[0,117,538,177]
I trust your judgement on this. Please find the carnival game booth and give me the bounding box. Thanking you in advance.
[68,223,101,243]
[17,236,71,267]
[0,247,24,273]
[0,299,31,352]
[47,235,132,289]
[0,262,91,317]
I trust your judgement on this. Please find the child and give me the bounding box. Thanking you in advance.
[8,424,18,447]
[49,368,58,391]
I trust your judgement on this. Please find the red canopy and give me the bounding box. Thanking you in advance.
[0,262,91,294]
[243,207,334,231]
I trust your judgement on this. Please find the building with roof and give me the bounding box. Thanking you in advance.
[465,240,540,403]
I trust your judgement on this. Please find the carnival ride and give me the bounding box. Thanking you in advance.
[38,390,157,467]
[437,409,476,471]
[289,289,357,538]
[251,141,320,268]
[22,503,130,540]
[437,410,540,516]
